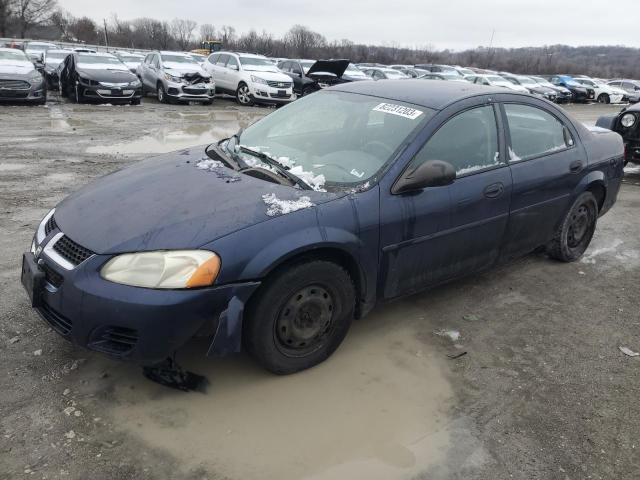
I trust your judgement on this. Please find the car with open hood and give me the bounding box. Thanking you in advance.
[21,80,623,377]
[597,103,640,165]
[58,51,143,104]
[204,51,292,106]
[42,49,72,89]
[278,59,353,96]
[138,51,215,105]
[0,47,46,104]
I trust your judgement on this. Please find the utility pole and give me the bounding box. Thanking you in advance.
[103,19,109,50]
[486,29,495,69]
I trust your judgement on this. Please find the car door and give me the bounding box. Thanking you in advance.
[203,52,219,83]
[290,62,305,94]
[225,55,241,91]
[499,98,587,260]
[379,98,512,299]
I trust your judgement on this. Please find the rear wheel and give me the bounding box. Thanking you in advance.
[547,192,598,262]
[236,82,253,105]
[243,261,355,374]
[597,93,610,104]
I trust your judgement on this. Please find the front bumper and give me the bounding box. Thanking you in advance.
[0,80,46,102]
[22,246,260,365]
[165,80,215,102]
[79,82,143,102]
[248,83,295,104]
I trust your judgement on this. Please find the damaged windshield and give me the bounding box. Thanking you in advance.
[226,90,434,190]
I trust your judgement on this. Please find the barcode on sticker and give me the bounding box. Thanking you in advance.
[373,103,423,120]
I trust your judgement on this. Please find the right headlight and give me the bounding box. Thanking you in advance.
[621,113,636,128]
[100,250,221,289]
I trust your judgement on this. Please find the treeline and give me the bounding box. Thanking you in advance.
[2,2,640,79]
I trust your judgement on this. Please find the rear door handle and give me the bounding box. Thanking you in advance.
[483,182,504,199]
[570,160,584,173]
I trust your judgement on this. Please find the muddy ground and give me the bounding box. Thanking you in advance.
[1,95,639,480]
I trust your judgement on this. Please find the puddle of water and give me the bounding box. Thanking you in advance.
[0,163,28,171]
[87,111,265,155]
[109,301,453,480]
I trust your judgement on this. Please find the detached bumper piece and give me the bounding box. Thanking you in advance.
[142,357,209,393]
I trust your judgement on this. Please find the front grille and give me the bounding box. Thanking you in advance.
[39,303,72,335]
[44,215,57,236]
[0,90,29,98]
[53,235,94,266]
[183,86,207,94]
[270,92,291,99]
[41,262,63,288]
[267,80,292,89]
[0,79,30,89]
[89,326,139,356]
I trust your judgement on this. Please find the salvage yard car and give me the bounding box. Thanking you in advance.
[138,51,215,105]
[362,67,410,80]
[0,47,46,104]
[58,51,143,104]
[597,105,640,165]
[278,59,352,96]
[204,51,293,106]
[546,75,594,102]
[22,81,624,375]
[574,78,625,104]
[42,48,72,89]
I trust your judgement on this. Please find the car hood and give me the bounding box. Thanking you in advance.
[245,70,291,82]
[163,62,207,76]
[0,60,36,76]
[307,60,350,78]
[54,146,339,254]
[77,67,137,83]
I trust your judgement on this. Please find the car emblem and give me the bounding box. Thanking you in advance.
[34,245,43,259]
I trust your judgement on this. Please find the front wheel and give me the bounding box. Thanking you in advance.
[74,83,83,103]
[597,93,610,104]
[157,83,168,103]
[236,83,253,105]
[547,192,598,262]
[243,261,355,374]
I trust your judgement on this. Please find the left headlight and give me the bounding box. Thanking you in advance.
[621,113,636,128]
[164,72,183,83]
[129,79,142,87]
[101,250,221,289]
[250,75,268,85]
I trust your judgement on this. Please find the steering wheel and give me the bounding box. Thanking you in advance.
[363,140,394,158]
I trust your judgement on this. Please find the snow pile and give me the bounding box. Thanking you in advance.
[434,329,461,341]
[262,193,314,216]
[196,159,224,171]
[289,165,326,192]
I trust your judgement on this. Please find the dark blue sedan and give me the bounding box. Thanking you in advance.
[22,80,624,375]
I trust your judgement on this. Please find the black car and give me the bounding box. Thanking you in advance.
[545,75,594,103]
[42,49,72,89]
[58,52,143,105]
[278,59,350,96]
[597,104,640,165]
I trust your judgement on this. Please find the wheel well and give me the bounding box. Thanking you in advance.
[587,182,606,212]
[261,248,364,316]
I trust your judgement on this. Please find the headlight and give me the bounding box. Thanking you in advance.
[621,113,636,128]
[29,72,43,84]
[36,208,55,244]
[100,250,221,289]
[164,72,183,83]
[250,75,268,85]
[129,79,141,87]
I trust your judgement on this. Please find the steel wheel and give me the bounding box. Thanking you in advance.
[157,84,165,103]
[567,205,592,249]
[274,285,335,357]
[236,84,252,105]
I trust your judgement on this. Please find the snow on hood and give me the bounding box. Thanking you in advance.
[262,193,314,216]
[77,63,129,71]
[163,62,206,75]
[0,60,36,75]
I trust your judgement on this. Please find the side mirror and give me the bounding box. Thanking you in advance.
[392,160,456,195]
[229,64,239,71]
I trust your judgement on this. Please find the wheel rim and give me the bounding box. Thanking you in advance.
[237,85,250,104]
[567,204,594,249]
[274,285,334,357]
[158,86,164,102]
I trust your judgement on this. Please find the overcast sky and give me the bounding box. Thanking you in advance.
[58,0,637,50]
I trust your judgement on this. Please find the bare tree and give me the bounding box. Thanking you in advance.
[171,18,196,50]
[14,0,57,38]
[199,23,215,42]
[0,0,13,37]
[219,25,236,46]
[284,24,325,58]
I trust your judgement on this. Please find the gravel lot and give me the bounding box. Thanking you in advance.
[1,94,639,480]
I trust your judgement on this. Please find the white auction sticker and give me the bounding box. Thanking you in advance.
[372,103,423,120]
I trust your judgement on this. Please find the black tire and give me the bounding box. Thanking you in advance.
[243,261,355,374]
[236,82,253,105]
[157,82,168,103]
[597,93,610,104]
[547,192,598,262]
[130,98,141,105]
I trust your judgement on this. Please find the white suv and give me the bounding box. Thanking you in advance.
[203,52,294,106]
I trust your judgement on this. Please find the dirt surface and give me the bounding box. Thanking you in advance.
[1,95,639,480]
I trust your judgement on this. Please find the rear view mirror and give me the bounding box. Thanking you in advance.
[392,160,456,195]
[228,64,239,71]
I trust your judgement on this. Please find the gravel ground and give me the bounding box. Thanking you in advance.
[1,94,638,480]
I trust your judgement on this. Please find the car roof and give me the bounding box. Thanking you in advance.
[331,79,507,110]
[0,47,25,53]
[76,52,116,57]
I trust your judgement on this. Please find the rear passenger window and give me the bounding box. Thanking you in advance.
[208,53,219,64]
[216,54,228,66]
[505,104,573,162]
[410,105,501,175]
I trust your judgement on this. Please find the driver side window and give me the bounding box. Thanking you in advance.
[409,106,501,175]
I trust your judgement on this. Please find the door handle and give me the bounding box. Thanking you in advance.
[569,160,584,173]
[483,182,504,198]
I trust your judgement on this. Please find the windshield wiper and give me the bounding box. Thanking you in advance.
[237,145,313,190]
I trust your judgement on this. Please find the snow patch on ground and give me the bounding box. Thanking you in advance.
[581,238,624,264]
[196,159,224,171]
[262,193,314,216]
[624,164,640,174]
[434,329,461,341]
